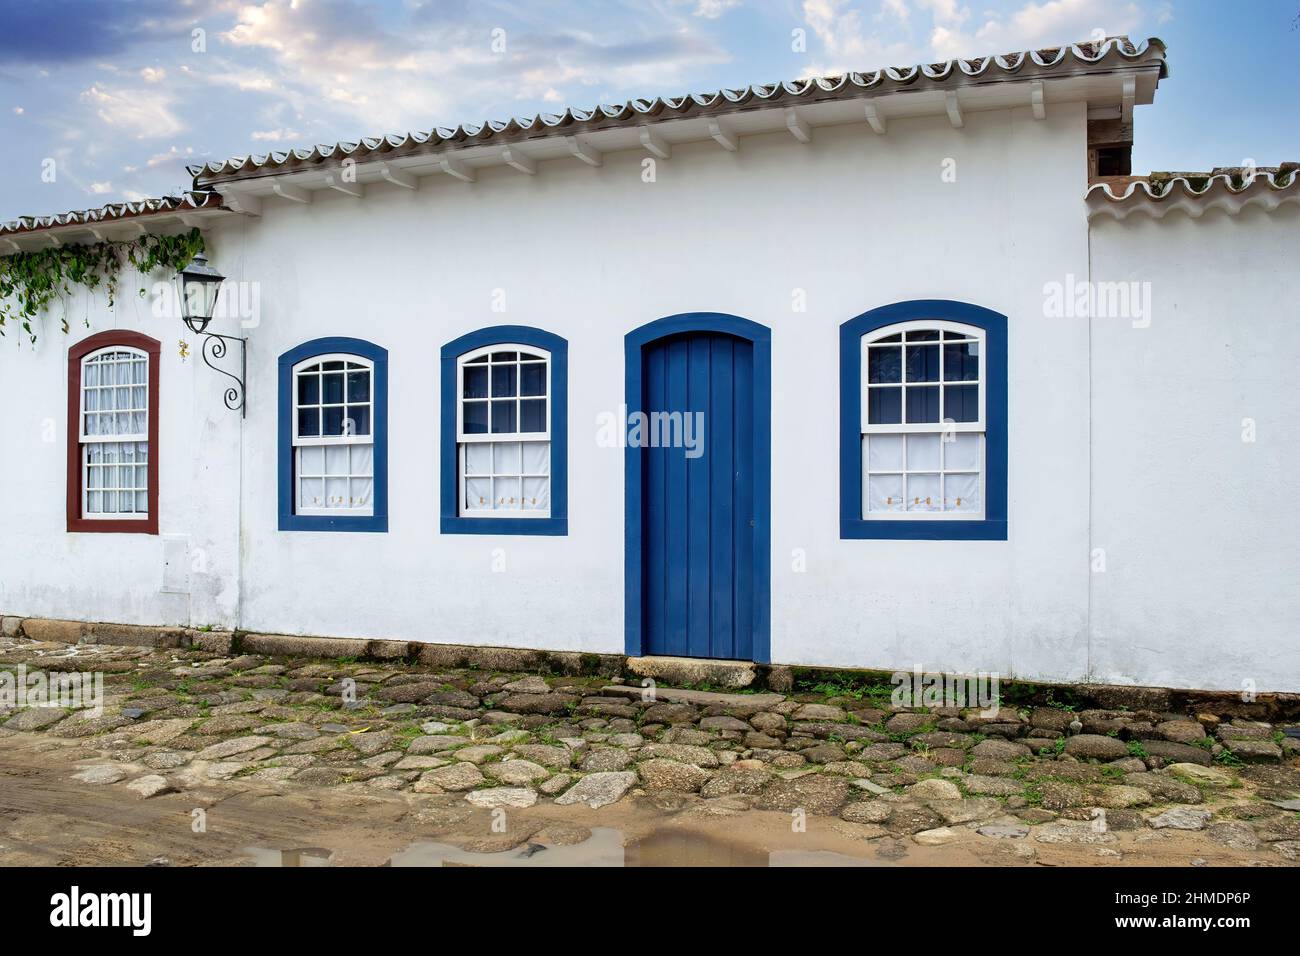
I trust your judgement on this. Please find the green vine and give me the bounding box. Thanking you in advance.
[0,229,205,344]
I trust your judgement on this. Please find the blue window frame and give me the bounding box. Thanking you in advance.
[840,300,1007,540]
[440,325,568,536]
[278,337,388,532]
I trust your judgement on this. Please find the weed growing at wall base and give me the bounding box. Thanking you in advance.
[891,666,999,717]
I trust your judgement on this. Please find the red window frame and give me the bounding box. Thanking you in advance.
[66,330,161,534]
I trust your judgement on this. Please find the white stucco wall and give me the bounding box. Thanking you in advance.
[3,98,1296,691]
[0,278,241,630]
[211,102,1092,677]
[1088,205,1300,691]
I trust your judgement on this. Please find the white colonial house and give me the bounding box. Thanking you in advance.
[1,37,1297,692]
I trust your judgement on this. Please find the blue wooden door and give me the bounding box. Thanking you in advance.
[641,332,755,660]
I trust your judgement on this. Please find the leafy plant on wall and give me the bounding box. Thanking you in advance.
[0,228,204,344]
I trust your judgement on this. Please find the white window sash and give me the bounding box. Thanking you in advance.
[455,344,552,519]
[860,319,986,433]
[861,320,986,521]
[80,347,150,518]
[291,353,376,516]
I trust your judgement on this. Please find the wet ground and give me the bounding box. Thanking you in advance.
[0,729,1284,868]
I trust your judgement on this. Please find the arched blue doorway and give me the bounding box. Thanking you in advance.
[624,313,771,663]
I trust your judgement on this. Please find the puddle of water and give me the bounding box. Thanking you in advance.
[244,847,334,867]
[247,828,879,867]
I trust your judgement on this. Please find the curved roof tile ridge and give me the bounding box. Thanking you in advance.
[1,192,224,238]
[188,35,1167,184]
[1088,167,1299,203]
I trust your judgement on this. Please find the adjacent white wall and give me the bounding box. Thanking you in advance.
[1088,205,1300,691]
[3,99,1296,691]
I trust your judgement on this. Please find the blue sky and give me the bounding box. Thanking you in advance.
[1,0,1296,223]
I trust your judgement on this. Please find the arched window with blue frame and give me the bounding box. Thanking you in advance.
[440,325,567,536]
[278,337,388,532]
[840,300,1007,540]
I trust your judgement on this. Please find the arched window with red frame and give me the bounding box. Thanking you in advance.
[66,330,160,534]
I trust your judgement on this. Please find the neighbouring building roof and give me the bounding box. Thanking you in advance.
[1087,164,1300,219]
[188,36,1168,187]
[0,191,227,245]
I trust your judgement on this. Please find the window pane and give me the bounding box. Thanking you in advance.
[494,476,521,509]
[906,386,940,423]
[946,433,980,471]
[906,473,941,511]
[521,441,550,476]
[907,329,940,341]
[867,474,904,513]
[465,477,491,510]
[866,434,904,471]
[522,476,550,511]
[325,476,347,508]
[466,354,489,364]
[520,363,546,396]
[873,332,902,344]
[945,472,980,513]
[351,444,374,477]
[348,405,371,436]
[299,446,324,475]
[322,372,344,404]
[325,445,348,475]
[945,384,979,423]
[298,408,320,437]
[907,434,941,471]
[905,344,940,382]
[322,360,344,371]
[464,443,491,475]
[868,387,902,425]
[463,401,489,434]
[346,369,370,403]
[491,365,517,398]
[519,351,542,361]
[349,477,373,509]
[299,478,323,510]
[494,441,522,475]
[867,346,901,384]
[520,399,546,433]
[943,342,979,381]
[490,351,517,363]
[135,491,148,514]
[297,374,319,405]
[87,491,102,513]
[490,400,516,434]
[463,365,489,399]
[323,406,345,436]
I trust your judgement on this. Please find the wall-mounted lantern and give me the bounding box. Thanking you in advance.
[178,252,246,417]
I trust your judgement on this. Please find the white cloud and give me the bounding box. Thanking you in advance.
[250,128,301,141]
[80,84,184,139]
[140,66,166,82]
[11,106,22,114]
[694,0,742,18]
[210,0,731,133]
[88,181,113,194]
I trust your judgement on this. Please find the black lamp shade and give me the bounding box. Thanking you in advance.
[178,252,225,333]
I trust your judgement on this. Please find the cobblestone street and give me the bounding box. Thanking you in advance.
[1,635,1298,867]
